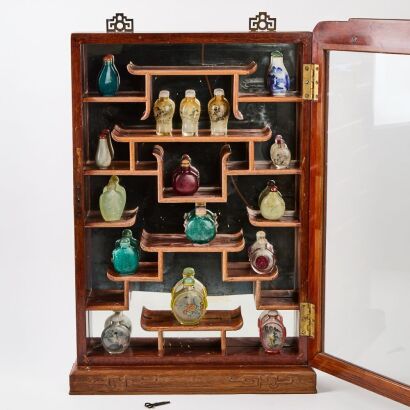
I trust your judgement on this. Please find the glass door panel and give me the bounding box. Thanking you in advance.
[324,50,410,384]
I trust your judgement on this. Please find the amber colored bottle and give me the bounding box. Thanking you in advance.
[171,154,200,196]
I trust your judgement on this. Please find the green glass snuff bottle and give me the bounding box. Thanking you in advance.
[112,237,139,275]
[184,203,218,244]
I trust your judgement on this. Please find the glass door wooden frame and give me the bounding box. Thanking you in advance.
[309,18,410,406]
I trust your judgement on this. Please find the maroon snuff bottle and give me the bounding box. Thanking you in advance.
[171,154,200,196]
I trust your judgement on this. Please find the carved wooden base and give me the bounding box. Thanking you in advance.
[69,363,316,395]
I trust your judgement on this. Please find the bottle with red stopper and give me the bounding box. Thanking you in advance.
[171,154,200,196]
[248,231,278,276]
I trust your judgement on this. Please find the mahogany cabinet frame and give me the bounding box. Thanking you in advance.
[308,18,410,406]
[70,31,315,395]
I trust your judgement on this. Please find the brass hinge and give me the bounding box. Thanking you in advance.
[302,64,319,101]
[299,302,315,337]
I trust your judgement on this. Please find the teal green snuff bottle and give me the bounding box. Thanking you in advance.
[99,175,126,222]
[112,238,139,275]
[98,54,120,96]
[115,229,138,249]
[184,203,218,244]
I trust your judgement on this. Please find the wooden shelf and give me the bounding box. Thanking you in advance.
[141,307,243,355]
[107,262,162,283]
[254,284,299,310]
[111,126,272,143]
[247,207,301,228]
[140,229,245,253]
[84,207,138,228]
[224,262,279,282]
[85,288,129,311]
[141,306,243,331]
[85,336,303,366]
[84,161,157,176]
[82,91,146,103]
[162,187,223,203]
[153,144,230,203]
[127,61,257,76]
[227,160,301,175]
[237,91,304,103]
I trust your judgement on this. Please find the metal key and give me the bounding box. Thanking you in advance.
[145,401,171,408]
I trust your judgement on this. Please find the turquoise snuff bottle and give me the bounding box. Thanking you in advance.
[115,229,138,249]
[184,203,218,244]
[112,237,139,275]
[98,54,120,96]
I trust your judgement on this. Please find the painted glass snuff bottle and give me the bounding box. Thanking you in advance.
[101,311,132,354]
[171,267,208,325]
[258,180,286,221]
[98,54,120,96]
[172,154,200,195]
[180,89,201,136]
[258,310,286,354]
[154,90,175,136]
[267,51,290,96]
[184,203,218,244]
[248,231,277,275]
[95,129,114,169]
[270,135,291,169]
[112,232,140,275]
[208,88,230,136]
[99,175,126,221]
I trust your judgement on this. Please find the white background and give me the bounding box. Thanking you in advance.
[0,1,409,409]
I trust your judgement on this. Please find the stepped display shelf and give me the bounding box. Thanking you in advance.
[247,207,301,228]
[254,282,299,310]
[226,160,301,176]
[106,260,163,283]
[84,207,138,228]
[141,306,243,355]
[86,287,129,311]
[126,61,257,120]
[153,144,230,203]
[82,91,146,103]
[84,160,157,176]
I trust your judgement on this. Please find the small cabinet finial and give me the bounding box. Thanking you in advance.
[249,12,276,32]
[106,13,134,33]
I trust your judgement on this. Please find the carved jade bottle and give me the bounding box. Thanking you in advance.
[172,154,200,195]
[258,180,285,221]
[95,129,114,169]
[99,176,126,221]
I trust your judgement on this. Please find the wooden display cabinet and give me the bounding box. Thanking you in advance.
[70,19,410,405]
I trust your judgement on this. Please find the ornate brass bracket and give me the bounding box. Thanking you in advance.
[249,12,276,32]
[106,13,134,33]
